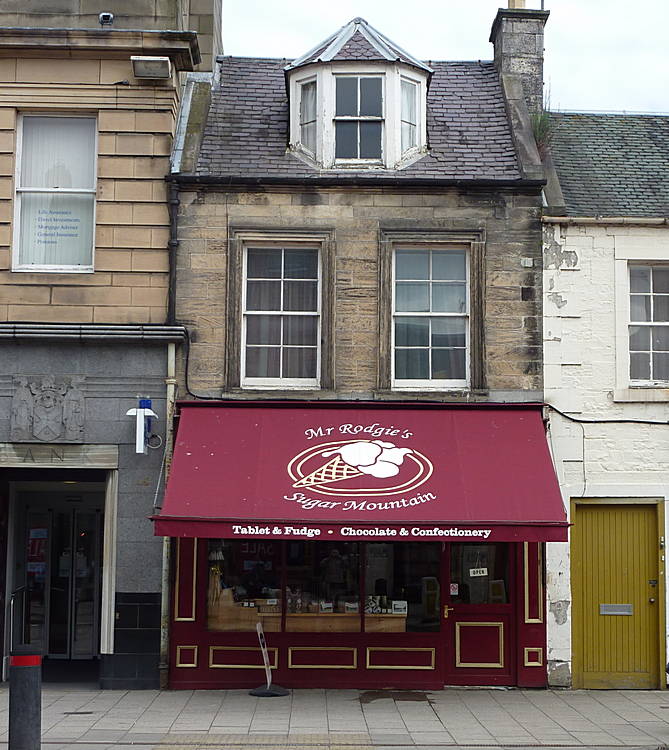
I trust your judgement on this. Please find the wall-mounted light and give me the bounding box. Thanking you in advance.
[131,56,172,79]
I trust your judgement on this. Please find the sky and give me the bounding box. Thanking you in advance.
[219,0,668,114]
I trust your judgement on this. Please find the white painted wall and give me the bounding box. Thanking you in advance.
[543,220,669,687]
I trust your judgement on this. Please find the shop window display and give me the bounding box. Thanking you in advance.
[364,542,440,632]
[207,539,282,631]
[206,540,442,633]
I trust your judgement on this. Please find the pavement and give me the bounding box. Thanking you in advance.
[2,685,669,750]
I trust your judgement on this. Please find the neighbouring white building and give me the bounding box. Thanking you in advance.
[543,112,669,689]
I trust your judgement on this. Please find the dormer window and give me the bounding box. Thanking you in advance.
[286,18,432,171]
[334,76,383,160]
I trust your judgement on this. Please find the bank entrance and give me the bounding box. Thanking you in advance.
[3,476,105,681]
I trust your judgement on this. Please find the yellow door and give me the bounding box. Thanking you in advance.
[571,503,662,689]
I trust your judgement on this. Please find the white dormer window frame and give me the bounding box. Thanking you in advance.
[289,62,428,170]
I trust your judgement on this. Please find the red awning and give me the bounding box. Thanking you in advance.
[153,402,568,542]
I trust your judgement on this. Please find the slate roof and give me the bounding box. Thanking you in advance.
[195,57,522,183]
[549,112,669,217]
[285,17,431,73]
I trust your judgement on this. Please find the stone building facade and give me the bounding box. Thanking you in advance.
[543,113,669,689]
[0,12,204,688]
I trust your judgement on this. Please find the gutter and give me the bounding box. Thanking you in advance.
[0,324,187,342]
[172,174,546,189]
[542,216,669,227]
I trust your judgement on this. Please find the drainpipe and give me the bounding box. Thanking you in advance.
[159,342,177,688]
[167,181,180,325]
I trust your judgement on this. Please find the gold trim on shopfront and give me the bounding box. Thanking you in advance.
[455,622,504,668]
[524,541,544,624]
[175,645,198,668]
[365,647,436,670]
[523,647,543,667]
[288,646,357,669]
[208,646,278,670]
[174,538,198,622]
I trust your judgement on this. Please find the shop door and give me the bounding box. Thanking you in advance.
[443,542,516,685]
[12,498,103,660]
[571,503,662,689]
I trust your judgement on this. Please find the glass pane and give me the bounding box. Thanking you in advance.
[284,280,317,311]
[396,249,428,280]
[401,79,417,124]
[360,77,382,116]
[395,348,429,379]
[630,295,651,322]
[245,346,280,378]
[401,122,416,153]
[395,317,429,347]
[48,512,71,656]
[284,248,318,279]
[654,296,669,322]
[432,348,466,380]
[300,80,316,123]
[19,192,94,266]
[70,512,98,658]
[336,77,358,116]
[284,315,318,346]
[24,511,50,650]
[630,352,650,380]
[652,326,669,351]
[22,116,96,189]
[246,315,281,345]
[283,347,317,379]
[630,266,650,293]
[207,540,282,632]
[432,318,466,348]
[247,248,281,279]
[432,283,466,313]
[360,121,382,159]
[286,542,360,632]
[335,121,357,159]
[628,325,650,351]
[246,280,280,311]
[449,543,510,605]
[364,542,440,633]
[653,353,669,381]
[396,282,429,312]
[301,121,316,154]
[653,268,669,294]
[433,250,466,281]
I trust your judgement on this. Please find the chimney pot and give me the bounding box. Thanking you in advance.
[509,0,526,7]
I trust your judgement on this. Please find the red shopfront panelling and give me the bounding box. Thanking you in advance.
[515,542,548,687]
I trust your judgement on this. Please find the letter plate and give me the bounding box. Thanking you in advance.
[599,603,633,616]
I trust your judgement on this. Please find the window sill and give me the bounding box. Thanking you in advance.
[240,382,321,391]
[12,265,94,274]
[613,387,669,403]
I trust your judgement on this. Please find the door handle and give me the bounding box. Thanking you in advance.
[649,598,656,604]
[444,605,454,618]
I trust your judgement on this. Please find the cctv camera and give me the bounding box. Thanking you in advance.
[99,11,114,26]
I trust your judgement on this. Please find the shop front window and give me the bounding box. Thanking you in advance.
[286,541,360,632]
[364,542,440,632]
[207,540,282,632]
[207,540,493,633]
[449,543,510,604]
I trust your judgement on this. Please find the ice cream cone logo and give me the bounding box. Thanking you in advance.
[292,455,363,488]
[287,438,433,497]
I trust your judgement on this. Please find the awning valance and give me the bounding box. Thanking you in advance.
[153,402,568,542]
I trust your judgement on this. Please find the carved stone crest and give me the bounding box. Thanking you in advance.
[10,376,85,443]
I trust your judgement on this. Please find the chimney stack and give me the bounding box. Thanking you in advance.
[489,4,549,116]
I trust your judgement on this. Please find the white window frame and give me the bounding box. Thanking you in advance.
[627,263,669,386]
[289,62,428,170]
[12,113,98,273]
[391,245,470,391]
[333,73,384,165]
[241,245,322,390]
[298,77,318,157]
